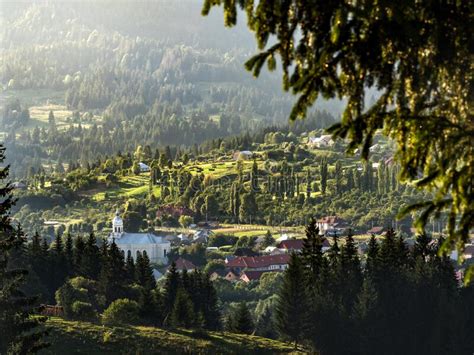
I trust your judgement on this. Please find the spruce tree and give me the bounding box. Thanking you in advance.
[64,233,74,276]
[170,288,195,328]
[339,230,363,343]
[98,239,126,304]
[80,233,100,279]
[50,232,67,295]
[125,251,135,283]
[275,253,309,349]
[232,302,254,334]
[135,251,156,291]
[0,146,48,353]
[301,219,324,282]
[365,235,379,278]
[201,274,220,330]
[163,262,180,319]
[73,235,85,275]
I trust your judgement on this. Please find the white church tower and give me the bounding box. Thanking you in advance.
[112,210,124,238]
[108,209,170,265]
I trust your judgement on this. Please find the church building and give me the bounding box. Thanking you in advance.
[108,210,170,265]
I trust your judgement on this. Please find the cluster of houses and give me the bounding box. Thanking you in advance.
[170,237,331,284]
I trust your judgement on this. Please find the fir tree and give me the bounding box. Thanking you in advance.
[0,146,48,353]
[170,288,195,328]
[80,233,100,279]
[135,251,156,291]
[275,253,309,349]
[232,302,254,334]
[64,233,74,276]
[73,235,85,275]
[301,219,324,282]
[163,262,180,319]
[98,239,126,304]
[125,251,135,283]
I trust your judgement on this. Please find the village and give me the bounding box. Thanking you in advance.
[112,210,474,284]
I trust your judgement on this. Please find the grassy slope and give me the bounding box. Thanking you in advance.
[41,318,302,355]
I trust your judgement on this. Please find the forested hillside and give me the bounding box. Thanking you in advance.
[0,0,342,178]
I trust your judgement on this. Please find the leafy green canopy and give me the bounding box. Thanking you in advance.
[202,1,473,252]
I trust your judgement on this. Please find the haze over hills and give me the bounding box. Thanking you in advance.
[0,0,345,177]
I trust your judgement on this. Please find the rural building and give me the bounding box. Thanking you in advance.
[240,270,279,283]
[316,216,346,234]
[12,181,27,190]
[108,210,170,265]
[307,135,335,148]
[277,239,304,253]
[225,254,291,273]
[233,150,253,160]
[138,162,151,172]
[225,271,239,282]
[172,257,196,272]
[209,269,227,281]
[367,226,384,235]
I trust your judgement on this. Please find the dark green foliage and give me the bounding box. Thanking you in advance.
[229,302,254,335]
[135,251,156,291]
[0,146,48,353]
[170,289,195,328]
[98,239,127,304]
[280,224,473,354]
[163,262,180,318]
[163,265,220,330]
[300,219,324,282]
[320,158,328,195]
[101,299,140,326]
[80,233,100,279]
[276,221,473,354]
[275,253,308,348]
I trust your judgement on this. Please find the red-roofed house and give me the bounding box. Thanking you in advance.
[240,270,278,283]
[277,239,304,253]
[172,257,196,272]
[225,271,240,282]
[225,254,291,273]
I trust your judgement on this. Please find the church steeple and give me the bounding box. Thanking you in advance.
[112,209,124,236]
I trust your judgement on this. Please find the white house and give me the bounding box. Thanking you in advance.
[233,150,253,160]
[108,210,170,265]
[308,135,335,148]
[138,162,151,172]
[316,216,345,234]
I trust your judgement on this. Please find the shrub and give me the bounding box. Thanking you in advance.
[55,281,89,318]
[71,301,97,320]
[101,299,139,326]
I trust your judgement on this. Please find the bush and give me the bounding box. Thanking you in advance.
[55,281,89,318]
[71,301,97,320]
[101,299,140,326]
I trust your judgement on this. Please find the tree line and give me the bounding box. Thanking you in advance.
[276,221,474,354]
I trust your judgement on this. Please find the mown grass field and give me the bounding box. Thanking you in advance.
[40,317,303,354]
